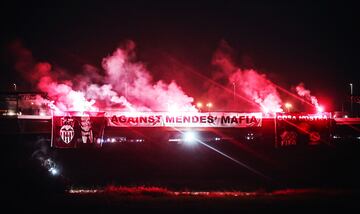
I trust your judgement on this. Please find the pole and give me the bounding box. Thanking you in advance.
[232,82,236,106]
[274,114,278,148]
[350,83,353,116]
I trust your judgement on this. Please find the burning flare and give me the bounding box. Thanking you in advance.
[210,40,283,113]
[11,40,197,113]
[295,82,322,112]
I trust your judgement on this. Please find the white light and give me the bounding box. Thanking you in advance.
[111,138,116,143]
[7,110,16,116]
[262,106,269,114]
[49,167,59,176]
[285,103,292,109]
[169,138,182,142]
[183,131,197,145]
[316,106,324,113]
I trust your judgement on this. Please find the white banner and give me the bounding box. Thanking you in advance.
[106,112,262,128]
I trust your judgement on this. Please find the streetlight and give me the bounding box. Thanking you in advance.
[206,102,213,112]
[232,82,236,104]
[350,83,353,116]
[196,102,203,112]
[285,102,292,113]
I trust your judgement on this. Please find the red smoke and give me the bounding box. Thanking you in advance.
[101,42,196,112]
[10,41,196,113]
[10,40,299,114]
[210,40,283,113]
[229,69,283,113]
[295,82,320,111]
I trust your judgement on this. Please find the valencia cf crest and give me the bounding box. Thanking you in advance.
[60,116,75,144]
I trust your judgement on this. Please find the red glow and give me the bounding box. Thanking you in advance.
[26,41,197,113]
[11,41,330,115]
[317,105,324,113]
[210,41,283,113]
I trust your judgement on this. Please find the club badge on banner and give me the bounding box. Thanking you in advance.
[52,112,106,148]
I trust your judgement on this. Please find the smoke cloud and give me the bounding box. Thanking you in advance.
[295,82,320,110]
[11,40,196,113]
[210,40,283,113]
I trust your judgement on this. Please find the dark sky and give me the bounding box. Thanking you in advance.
[0,1,359,111]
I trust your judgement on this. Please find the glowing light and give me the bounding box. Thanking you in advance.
[245,133,255,141]
[206,102,213,112]
[196,102,203,108]
[316,105,324,113]
[284,102,292,113]
[183,131,197,145]
[169,138,182,142]
[261,106,269,113]
[49,167,59,176]
[7,110,16,116]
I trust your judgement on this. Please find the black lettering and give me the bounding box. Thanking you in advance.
[192,116,199,123]
[231,116,238,124]
[221,116,230,124]
[119,116,127,123]
[250,116,257,123]
[166,116,174,123]
[155,115,162,123]
[139,116,147,123]
[183,116,191,123]
[207,116,215,123]
[239,116,246,124]
[111,115,119,123]
[176,116,182,123]
[128,117,137,123]
[148,116,155,123]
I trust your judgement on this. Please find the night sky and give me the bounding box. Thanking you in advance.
[1,1,359,111]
